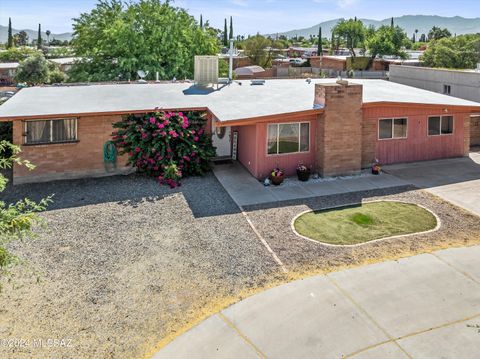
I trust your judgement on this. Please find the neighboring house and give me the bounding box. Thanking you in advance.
[50,57,79,72]
[389,65,480,103]
[0,62,20,84]
[0,57,78,84]
[0,79,479,184]
[287,47,318,58]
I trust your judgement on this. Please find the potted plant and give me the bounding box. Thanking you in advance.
[269,168,284,185]
[372,159,382,175]
[296,163,310,181]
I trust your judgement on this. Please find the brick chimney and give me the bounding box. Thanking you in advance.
[315,81,363,177]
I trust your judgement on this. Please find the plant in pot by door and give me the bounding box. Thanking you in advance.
[296,163,310,181]
[372,159,382,175]
[270,168,284,185]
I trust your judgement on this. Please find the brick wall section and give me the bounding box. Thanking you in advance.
[13,115,131,184]
[310,56,347,71]
[314,82,363,176]
[470,115,480,147]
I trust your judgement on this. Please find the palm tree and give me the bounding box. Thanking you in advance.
[46,30,51,45]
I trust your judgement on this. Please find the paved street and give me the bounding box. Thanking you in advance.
[154,245,480,358]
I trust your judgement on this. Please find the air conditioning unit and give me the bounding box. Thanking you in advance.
[194,56,219,86]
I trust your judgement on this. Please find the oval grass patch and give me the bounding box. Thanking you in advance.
[293,201,438,245]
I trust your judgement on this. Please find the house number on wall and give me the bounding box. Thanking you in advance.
[232,131,238,160]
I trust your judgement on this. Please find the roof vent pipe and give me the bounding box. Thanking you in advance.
[229,39,234,83]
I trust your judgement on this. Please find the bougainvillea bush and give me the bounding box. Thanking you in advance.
[112,111,216,187]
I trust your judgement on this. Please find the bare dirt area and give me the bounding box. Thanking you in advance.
[244,186,480,277]
[0,173,281,359]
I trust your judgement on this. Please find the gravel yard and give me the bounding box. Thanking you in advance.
[0,173,281,359]
[1,174,480,359]
[244,186,480,275]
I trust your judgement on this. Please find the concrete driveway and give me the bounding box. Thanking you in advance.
[385,152,480,216]
[154,245,480,358]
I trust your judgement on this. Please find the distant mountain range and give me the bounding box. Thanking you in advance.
[268,15,480,39]
[0,25,73,43]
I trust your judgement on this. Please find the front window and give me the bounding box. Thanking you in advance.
[24,118,77,144]
[267,122,310,155]
[428,116,453,136]
[379,118,407,139]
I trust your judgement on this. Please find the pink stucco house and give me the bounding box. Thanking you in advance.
[0,79,479,184]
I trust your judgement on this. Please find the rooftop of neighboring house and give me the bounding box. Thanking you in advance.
[0,62,20,70]
[0,79,479,123]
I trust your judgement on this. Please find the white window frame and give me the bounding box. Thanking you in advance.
[24,118,78,145]
[378,117,408,140]
[427,115,454,137]
[267,121,310,156]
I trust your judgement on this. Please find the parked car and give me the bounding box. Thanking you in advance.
[289,58,306,66]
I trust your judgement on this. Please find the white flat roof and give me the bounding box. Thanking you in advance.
[0,79,479,122]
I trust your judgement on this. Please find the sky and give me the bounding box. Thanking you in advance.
[1,0,479,35]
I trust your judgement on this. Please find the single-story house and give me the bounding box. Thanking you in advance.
[1,79,480,184]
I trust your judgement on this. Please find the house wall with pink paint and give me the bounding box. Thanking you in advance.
[234,115,317,179]
[363,106,470,166]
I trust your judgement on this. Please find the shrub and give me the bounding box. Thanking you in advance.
[112,111,216,187]
[14,54,49,85]
[0,140,51,279]
[49,69,66,83]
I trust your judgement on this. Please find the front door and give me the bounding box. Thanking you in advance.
[212,125,231,158]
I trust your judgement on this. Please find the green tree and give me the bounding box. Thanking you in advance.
[0,47,40,62]
[317,26,322,56]
[229,16,233,40]
[390,17,394,28]
[419,33,426,42]
[69,0,219,82]
[7,18,13,49]
[223,18,228,46]
[243,34,278,67]
[37,23,42,49]
[333,18,366,57]
[422,34,480,69]
[428,26,452,41]
[0,140,50,278]
[13,31,28,47]
[14,54,50,84]
[199,14,203,28]
[365,25,408,60]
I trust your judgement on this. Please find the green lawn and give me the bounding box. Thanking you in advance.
[294,201,438,245]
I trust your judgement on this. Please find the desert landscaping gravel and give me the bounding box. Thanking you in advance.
[0,173,280,359]
[244,186,480,274]
[2,174,480,359]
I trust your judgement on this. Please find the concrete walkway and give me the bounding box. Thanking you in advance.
[385,152,480,216]
[213,162,409,207]
[153,245,480,359]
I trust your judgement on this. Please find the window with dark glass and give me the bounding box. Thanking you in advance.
[379,118,407,139]
[25,119,77,144]
[428,116,453,136]
[267,122,309,154]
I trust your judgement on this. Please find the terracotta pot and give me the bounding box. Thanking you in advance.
[296,169,310,181]
[270,174,284,185]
